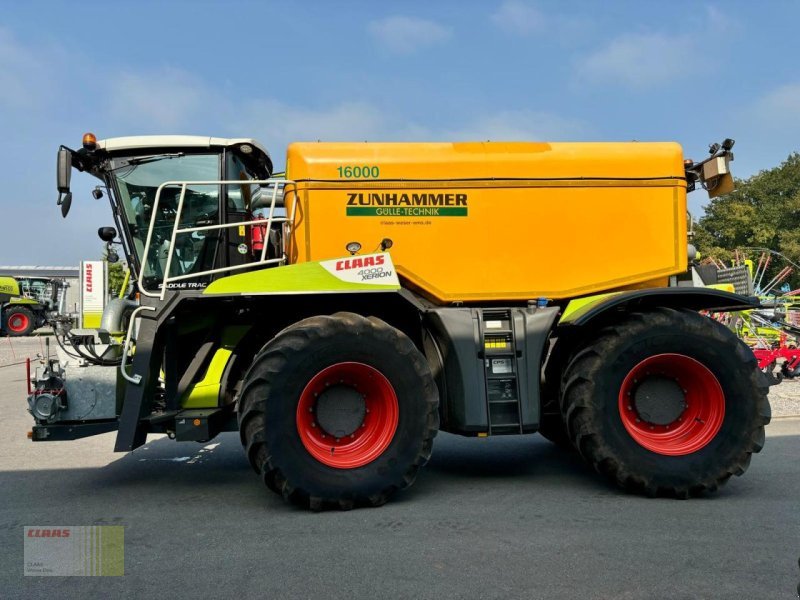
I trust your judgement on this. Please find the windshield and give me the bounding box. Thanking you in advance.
[111,153,221,289]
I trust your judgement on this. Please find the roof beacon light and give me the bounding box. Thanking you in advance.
[82,132,98,150]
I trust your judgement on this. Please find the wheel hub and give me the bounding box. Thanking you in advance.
[296,362,399,469]
[315,385,366,438]
[633,376,686,425]
[8,314,29,333]
[618,353,726,456]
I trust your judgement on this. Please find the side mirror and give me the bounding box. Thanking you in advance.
[57,147,72,193]
[59,192,72,218]
[98,226,117,242]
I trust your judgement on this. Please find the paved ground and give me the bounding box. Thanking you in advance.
[1,336,799,599]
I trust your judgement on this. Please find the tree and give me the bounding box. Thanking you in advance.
[694,153,800,289]
[101,246,129,298]
[107,261,128,297]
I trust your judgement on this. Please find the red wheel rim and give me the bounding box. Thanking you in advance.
[296,362,399,469]
[7,313,30,333]
[618,353,725,456]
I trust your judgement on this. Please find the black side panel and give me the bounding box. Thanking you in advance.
[423,306,558,436]
[516,307,560,430]
[114,293,182,452]
[424,309,487,433]
[115,315,162,451]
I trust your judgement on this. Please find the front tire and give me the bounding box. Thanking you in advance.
[238,312,439,509]
[4,306,35,337]
[561,308,771,498]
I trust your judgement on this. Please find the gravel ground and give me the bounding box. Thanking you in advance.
[765,378,800,417]
[3,335,800,416]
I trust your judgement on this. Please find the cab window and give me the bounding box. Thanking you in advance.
[226,153,262,211]
[111,153,221,289]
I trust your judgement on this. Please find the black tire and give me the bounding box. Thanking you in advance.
[4,306,35,337]
[561,308,771,498]
[537,409,573,450]
[238,312,439,510]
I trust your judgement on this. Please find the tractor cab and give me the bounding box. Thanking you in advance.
[57,134,284,294]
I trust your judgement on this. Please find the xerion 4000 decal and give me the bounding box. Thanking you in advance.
[345,192,468,217]
[319,253,401,285]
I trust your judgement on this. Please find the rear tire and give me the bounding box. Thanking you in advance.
[537,409,573,450]
[561,308,770,498]
[4,306,35,337]
[238,312,439,509]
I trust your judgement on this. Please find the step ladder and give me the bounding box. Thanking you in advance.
[480,309,523,434]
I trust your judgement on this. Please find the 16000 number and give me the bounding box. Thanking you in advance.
[337,165,380,179]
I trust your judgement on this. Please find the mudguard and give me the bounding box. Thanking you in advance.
[559,288,759,327]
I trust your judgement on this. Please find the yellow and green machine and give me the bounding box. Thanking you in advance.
[0,275,63,337]
[26,133,770,510]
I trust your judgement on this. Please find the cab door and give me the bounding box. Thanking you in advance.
[223,152,261,269]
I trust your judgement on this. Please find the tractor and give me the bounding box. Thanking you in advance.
[1,275,66,336]
[26,133,770,509]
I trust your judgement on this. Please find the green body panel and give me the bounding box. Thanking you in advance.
[559,292,621,324]
[181,326,250,408]
[0,276,20,296]
[7,297,40,306]
[203,260,399,296]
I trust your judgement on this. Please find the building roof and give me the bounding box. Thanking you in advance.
[0,266,80,278]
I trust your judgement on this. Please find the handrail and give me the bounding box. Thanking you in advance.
[121,177,297,385]
[119,305,156,385]
[136,178,297,300]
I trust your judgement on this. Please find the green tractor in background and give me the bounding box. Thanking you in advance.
[0,275,66,336]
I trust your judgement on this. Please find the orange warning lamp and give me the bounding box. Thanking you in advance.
[82,132,97,150]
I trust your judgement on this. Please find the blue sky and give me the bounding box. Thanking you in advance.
[2,0,799,265]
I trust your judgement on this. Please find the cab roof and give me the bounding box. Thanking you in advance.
[96,135,270,160]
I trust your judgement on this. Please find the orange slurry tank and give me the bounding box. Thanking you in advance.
[285,141,687,303]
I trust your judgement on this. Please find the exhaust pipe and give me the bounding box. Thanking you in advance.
[100,298,138,334]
